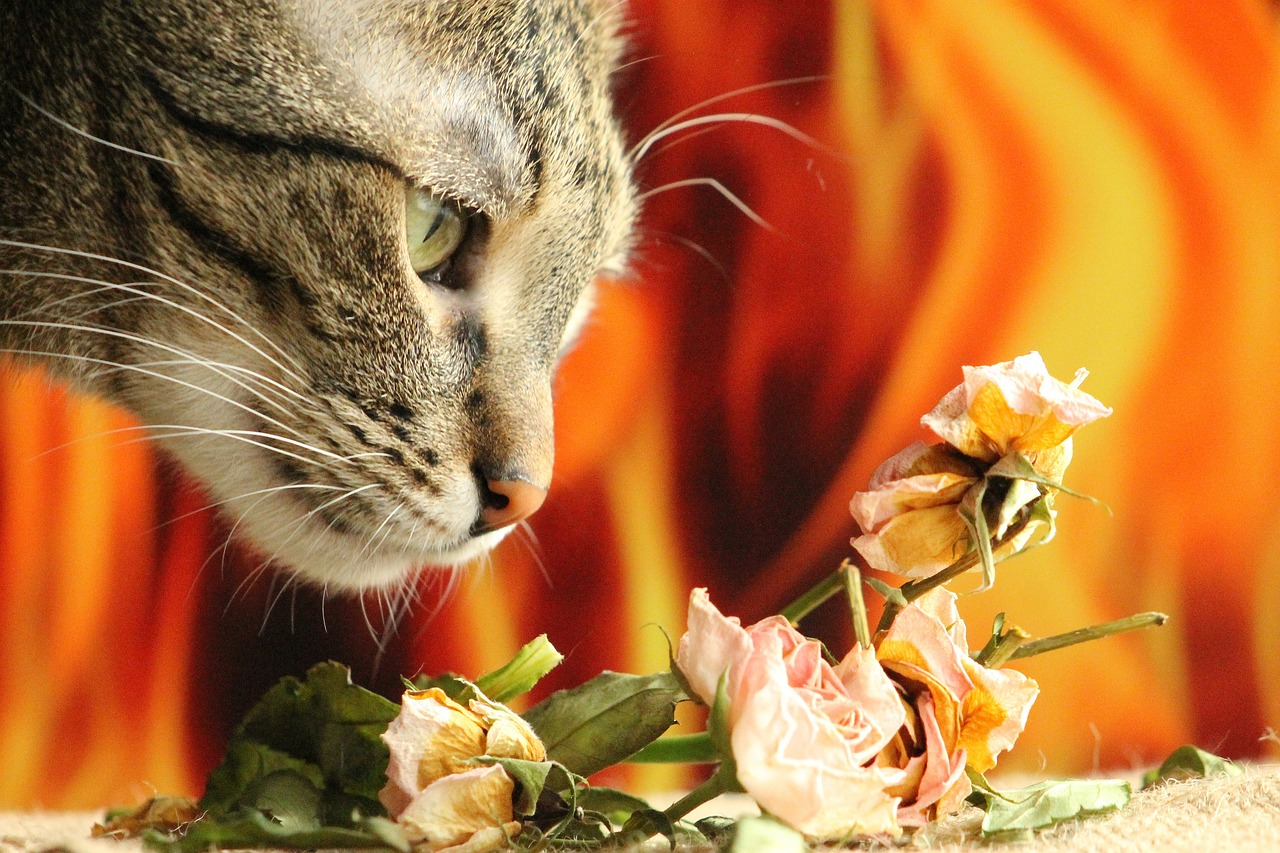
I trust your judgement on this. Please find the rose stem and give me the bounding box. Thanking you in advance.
[980,625,1030,668]
[627,733,717,764]
[845,561,871,649]
[1008,612,1169,661]
[780,559,854,624]
[663,770,731,824]
[874,515,1033,635]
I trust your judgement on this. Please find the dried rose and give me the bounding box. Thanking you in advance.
[874,589,1039,826]
[379,687,544,852]
[851,352,1110,579]
[675,588,906,839]
[921,351,1112,465]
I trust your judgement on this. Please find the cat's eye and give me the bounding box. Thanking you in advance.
[406,188,469,282]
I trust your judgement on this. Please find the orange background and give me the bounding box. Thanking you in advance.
[3,0,1280,808]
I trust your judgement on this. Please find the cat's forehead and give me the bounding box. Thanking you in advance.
[289,0,630,213]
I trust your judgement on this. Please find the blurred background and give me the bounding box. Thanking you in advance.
[3,0,1279,808]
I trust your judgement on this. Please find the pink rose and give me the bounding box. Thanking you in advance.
[675,588,906,838]
[875,589,1039,826]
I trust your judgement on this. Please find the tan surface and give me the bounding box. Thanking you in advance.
[3,769,1278,852]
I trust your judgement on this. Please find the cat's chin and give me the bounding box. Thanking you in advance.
[277,527,514,592]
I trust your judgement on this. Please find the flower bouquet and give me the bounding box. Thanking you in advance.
[100,352,1237,851]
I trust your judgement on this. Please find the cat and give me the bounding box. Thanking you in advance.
[0,0,638,591]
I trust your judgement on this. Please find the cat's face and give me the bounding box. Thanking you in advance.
[92,0,636,588]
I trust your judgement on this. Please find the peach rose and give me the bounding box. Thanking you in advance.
[851,353,1110,578]
[675,588,906,839]
[380,688,544,852]
[875,589,1039,826]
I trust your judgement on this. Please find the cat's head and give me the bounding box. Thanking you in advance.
[76,0,636,589]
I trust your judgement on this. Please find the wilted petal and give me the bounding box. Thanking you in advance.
[921,385,994,460]
[435,823,521,853]
[675,588,753,706]
[832,644,907,763]
[732,639,902,839]
[475,700,546,763]
[398,765,515,850]
[958,659,1040,773]
[380,689,488,818]
[895,692,968,826]
[853,504,972,578]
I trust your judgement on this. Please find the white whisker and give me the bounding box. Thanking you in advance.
[0,240,306,381]
[7,86,181,166]
[634,112,827,164]
[637,177,775,232]
[630,75,826,159]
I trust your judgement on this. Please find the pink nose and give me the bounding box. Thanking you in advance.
[478,478,548,531]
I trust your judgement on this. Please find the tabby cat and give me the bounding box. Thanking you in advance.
[0,0,637,590]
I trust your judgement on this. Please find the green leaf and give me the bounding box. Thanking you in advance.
[958,476,996,591]
[972,779,1131,836]
[199,741,325,816]
[987,453,1110,510]
[522,670,685,776]
[406,672,474,703]
[706,671,738,785]
[864,576,908,609]
[1141,744,1243,789]
[727,816,807,853]
[246,771,322,832]
[475,634,563,704]
[478,757,576,817]
[619,809,677,847]
[573,787,654,825]
[199,662,399,815]
[141,809,408,853]
[974,613,1007,665]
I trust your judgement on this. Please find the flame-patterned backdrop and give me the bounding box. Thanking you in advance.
[3,0,1279,808]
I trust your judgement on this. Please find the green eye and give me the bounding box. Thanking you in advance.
[406,188,468,277]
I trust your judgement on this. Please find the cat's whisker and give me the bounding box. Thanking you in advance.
[634,227,732,282]
[0,240,306,381]
[5,85,181,166]
[245,482,386,586]
[259,572,299,636]
[0,343,314,448]
[0,267,311,405]
[160,482,352,541]
[358,502,406,562]
[637,177,776,232]
[630,75,826,160]
[632,111,827,165]
[513,520,553,590]
[0,321,310,436]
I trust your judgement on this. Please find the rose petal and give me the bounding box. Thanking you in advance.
[398,765,515,849]
[436,822,522,853]
[731,633,902,839]
[475,700,546,763]
[832,644,906,762]
[958,659,1040,773]
[675,588,754,706]
[895,691,968,826]
[852,504,972,578]
[379,689,488,818]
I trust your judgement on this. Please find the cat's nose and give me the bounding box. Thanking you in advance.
[476,476,548,532]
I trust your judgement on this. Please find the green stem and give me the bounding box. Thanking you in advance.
[780,563,848,624]
[1009,612,1169,661]
[875,515,1033,635]
[627,733,717,764]
[982,625,1030,668]
[845,561,871,649]
[663,770,731,824]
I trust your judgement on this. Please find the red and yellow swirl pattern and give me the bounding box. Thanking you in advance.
[2,0,1279,807]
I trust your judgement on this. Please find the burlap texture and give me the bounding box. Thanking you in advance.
[2,769,1277,852]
